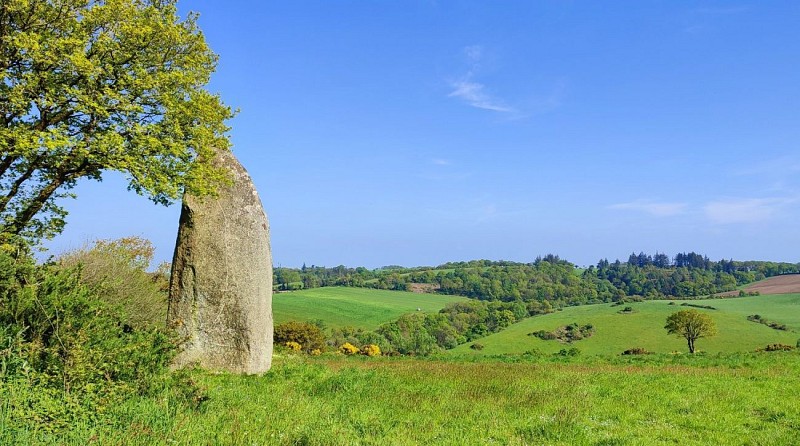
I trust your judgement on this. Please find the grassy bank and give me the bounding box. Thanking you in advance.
[5,352,800,445]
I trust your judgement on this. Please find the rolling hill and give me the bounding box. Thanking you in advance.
[449,294,800,356]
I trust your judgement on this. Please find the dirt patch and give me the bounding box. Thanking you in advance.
[407,283,440,294]
[716,274,800,297]
[743,274,800,295]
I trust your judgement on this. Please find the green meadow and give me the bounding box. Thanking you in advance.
[450,294,800,356]
[11,353,800,445]
[273,287,467,330]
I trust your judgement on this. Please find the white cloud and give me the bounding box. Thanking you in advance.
[448,79,514,113]
[703,197,795,224]
[432,158,451,166]
[608,200,688,217]
[447,45,515,113]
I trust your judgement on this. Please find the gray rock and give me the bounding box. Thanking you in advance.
[168,150,272,374]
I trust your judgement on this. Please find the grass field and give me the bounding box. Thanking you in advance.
[273,287,467,330]
[450,294,800,356]
[11,353,800,445]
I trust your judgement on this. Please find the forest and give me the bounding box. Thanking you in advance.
[274,252,799,307]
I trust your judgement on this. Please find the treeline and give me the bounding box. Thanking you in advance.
[275,253,800,305]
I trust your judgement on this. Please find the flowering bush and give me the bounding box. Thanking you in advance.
[361,344,381,357]
[285,341,302,352]
[339,342,360,355]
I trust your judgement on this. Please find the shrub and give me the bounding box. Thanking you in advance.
[530,330,557,340]
[57,237,167,330]
[0,248,191,432]
[340,342,360,355]
[747,315,789,331]
[274,321,326,353]
[556,347,581,357]
[622,347,651,355]
[362,344,381,357]
[285,341,302,352]
[759,344,795,352]
[470,343,484,351]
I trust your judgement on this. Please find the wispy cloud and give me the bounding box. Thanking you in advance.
[431,158,451,166]
[448,45,515,113]
[448,79,514,112]
[463,45,483,63]
[608,200,688,217]
[703,197,795,224]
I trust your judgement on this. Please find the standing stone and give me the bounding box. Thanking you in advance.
[168,150,272,374]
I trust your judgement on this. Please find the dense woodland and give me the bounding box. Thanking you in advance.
[274,252,800,308]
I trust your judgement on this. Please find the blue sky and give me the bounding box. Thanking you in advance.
[47,1,800,269]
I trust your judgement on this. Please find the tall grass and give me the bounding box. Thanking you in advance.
[7,352,799,445]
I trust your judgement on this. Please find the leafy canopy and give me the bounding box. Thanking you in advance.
[665,309,717,353]
[0,0,233,241]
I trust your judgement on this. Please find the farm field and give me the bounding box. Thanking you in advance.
[450,294,800,357]
[15,353,800,445]
[273,287,468,330]
[742,273,800,295]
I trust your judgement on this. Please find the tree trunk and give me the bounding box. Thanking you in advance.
[688,338,695,354]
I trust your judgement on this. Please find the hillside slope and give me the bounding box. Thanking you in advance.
[449,294,800,356]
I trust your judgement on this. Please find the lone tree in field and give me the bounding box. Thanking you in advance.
[665,309,717,353]
[0,0,233,242]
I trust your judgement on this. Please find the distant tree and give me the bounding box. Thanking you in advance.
[664,310,717,353]
[653,252,670,268]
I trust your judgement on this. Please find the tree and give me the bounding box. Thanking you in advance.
[664,309,717,353]
[1,0,233,241]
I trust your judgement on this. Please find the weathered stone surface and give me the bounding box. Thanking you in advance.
[168,150,272,374]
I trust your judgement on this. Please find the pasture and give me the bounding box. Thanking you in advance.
[273,287,467,330]
[450,294,800,356]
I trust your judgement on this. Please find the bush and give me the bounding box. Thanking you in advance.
[622,347,651,355]
[274,321,326,353]
[759,344,795,352]
[57,237,167,330]
[556,347,581,357]
[340,342,360,355]
[0,248,189,433]
[361,344,381,357]
[529,330,557,340]
[470,343,484,351]
[285,341,302,352]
